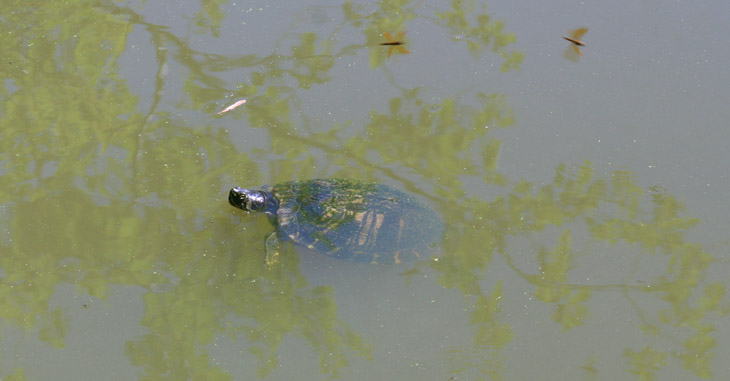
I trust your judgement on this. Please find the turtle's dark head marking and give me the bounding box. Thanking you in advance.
[229,187,267,212]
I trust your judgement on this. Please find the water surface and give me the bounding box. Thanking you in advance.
[1,0,729,379]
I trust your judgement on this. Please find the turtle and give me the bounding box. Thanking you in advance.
[228,178,443,267]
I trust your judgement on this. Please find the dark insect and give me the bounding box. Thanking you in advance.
[379,31,410,58]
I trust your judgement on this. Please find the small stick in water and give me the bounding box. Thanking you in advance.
[217,99,247,115]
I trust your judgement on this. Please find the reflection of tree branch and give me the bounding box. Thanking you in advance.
[104,3,232,92]
[249,106,448,204]
[129,33,169,196]
[499,246,655,293]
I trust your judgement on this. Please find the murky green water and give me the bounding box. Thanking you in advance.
[2,1,729,380]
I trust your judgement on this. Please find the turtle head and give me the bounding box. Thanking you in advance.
[228,187,269,212]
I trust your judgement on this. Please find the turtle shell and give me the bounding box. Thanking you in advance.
[271,178,442,264]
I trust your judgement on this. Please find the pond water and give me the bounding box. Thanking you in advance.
[2,0,729,380]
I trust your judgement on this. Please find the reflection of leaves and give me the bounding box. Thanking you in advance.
[354,91,513,193]
[533,231,592,329]
[579,356,599,380]
[193,0,226,37]
[0,5,366,370]
[232,249,373,378]
[39,309,68,348]
[677,324,715,378]
[436,0,524,71]
[447,281,511,378]
[552,289,591,330]
[483,162,722,377]
[443,279,511,379]
[447,344,504,380]
[126,289,231,380]
[2,369,26,380]
[471,282,513,347]
[342,2,364,28]
[624,347,667,381]
[123,228,372,379]
[291,32,335,89]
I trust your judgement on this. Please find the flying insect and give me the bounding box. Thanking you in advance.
[380,31,410,58]
[562,27,588,61]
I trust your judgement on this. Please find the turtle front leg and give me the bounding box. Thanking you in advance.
[264,232,281,269]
